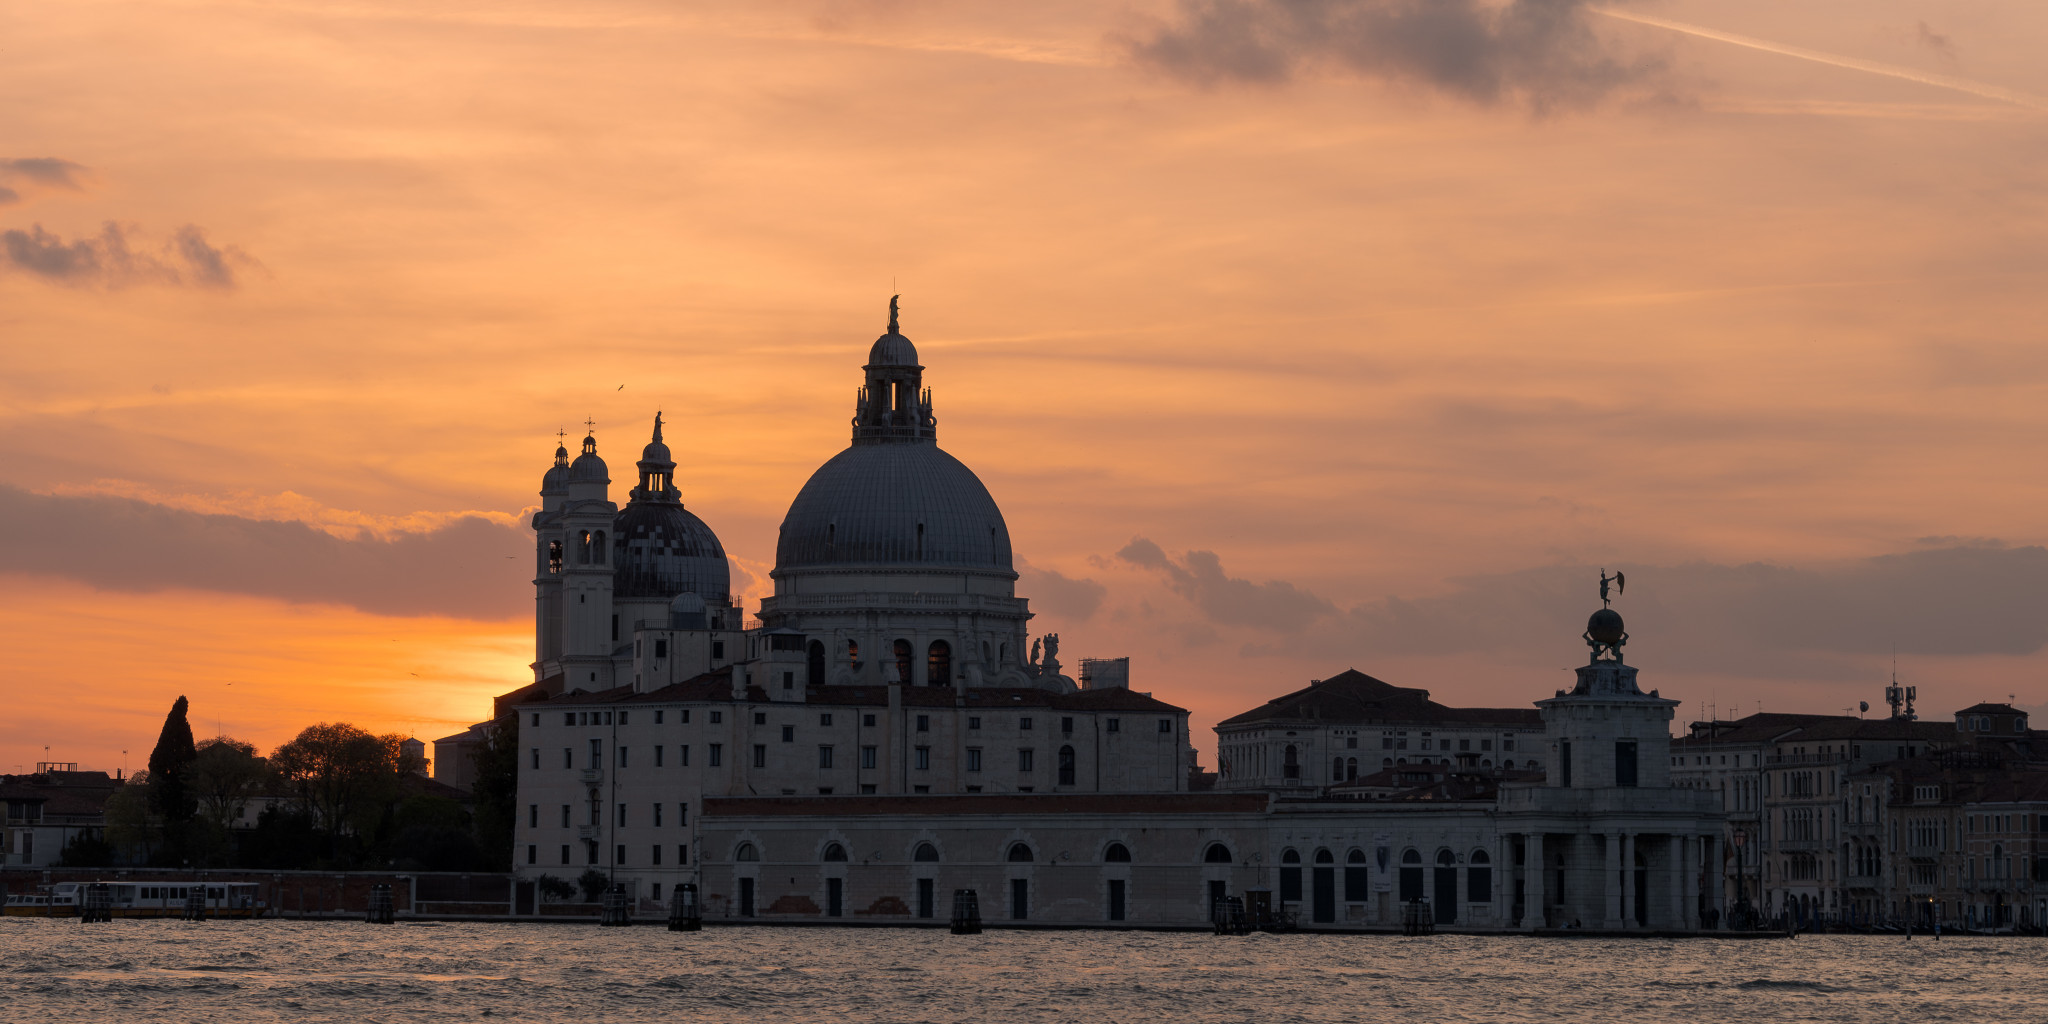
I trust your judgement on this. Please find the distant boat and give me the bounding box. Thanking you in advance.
[4,881,263,918]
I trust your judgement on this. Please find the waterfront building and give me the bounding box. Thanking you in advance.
[1,766,118,868]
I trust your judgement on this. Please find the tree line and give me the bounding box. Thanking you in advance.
[62,695,518,873]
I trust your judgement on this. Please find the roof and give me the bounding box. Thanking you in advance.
[1217,669,1541,730]
[542,675,1188,714]
[704,793,1268,817]
[1955,702,2023,716]
[1675,712,1957,750]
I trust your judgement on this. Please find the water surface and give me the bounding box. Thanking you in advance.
[3,920,2037,1023]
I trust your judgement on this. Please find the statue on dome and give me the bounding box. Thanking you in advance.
[1599,568,1625,608]
[888,294,900,333]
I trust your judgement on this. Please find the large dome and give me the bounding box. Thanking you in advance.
[613,502,730,601]
[776,443,1013,574]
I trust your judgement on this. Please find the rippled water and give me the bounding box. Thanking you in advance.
[3,920,2041,1023]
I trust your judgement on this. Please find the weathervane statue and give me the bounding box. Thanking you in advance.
[1599,567,1625,608]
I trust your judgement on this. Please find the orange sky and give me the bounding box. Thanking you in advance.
[5,0,2047,774]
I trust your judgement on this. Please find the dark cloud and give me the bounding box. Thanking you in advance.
[1916,21,1955,59]
[0,187,18,207]
[1018,562,1108,623]
[1116,537,1336,631]
[0,158,90,190]
[1219,546,2048,682]
[0,485,533,620]
[1,222,248,288]
[1123,0,1658,112]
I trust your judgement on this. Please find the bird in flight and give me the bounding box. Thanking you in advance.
[617,384,625,390]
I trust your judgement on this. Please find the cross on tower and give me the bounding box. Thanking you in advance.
[556,427,567,445]
[584,417,597,434]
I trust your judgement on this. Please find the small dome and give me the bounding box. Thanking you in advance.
[642,438,672,463]
[541,443,571,494]
[868,331,919,367]
[670,592,707,615]
[1586,608,1625,645]
[569,434,609,484]
[614,502,729,602]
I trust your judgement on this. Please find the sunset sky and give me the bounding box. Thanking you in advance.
[5,0,2046,775]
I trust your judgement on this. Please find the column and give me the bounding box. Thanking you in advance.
[1604,833,1623,928]
[1681,834,1700,931]
[1671,835,1687,933]
[1621,833,1637,927]
[1524,833,1546,931]
[1493,832,1510,928]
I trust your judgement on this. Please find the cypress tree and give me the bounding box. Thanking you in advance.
[147,695,199,824]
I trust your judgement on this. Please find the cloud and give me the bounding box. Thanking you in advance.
[1316,545,2048,675]
[1916,21,1954,60]
[0,157,90,190]
[0,221,250,288]
[0,187,17,207]
[1018,562,1108,623]
[0,484,535,620]
[1123,0,1658,111]
[1116,537,1336,631]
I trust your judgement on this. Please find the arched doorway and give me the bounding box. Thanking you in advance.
[1399,849,1423,902]
[1434,850,1458,924]
[927,639,951,687]
[807,640,825,688]
[1312,849,1336,923]
[892,638,912,684]
[1280,849,1303,906]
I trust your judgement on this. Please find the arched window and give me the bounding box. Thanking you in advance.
[893,639,913,684]
[927,639,951,687]
[913,842,939,862]
[1332,756,1344,782]
[547,539,563,573]
[1481,758,1492,768]
[1007,842,1034,863]
[734,842,758,862]
[1104,843,1131,863]
[807,640,826,688]
[1204,843,1233,864]
[847,639,861,670]
[592,530,607,564]
[577,530,593,564]
[1401,849,1420,864]
[1471,849,1490,865]
[1314,849,1334,864]
[1502,759,1514,770]
[1383,758,1393,767]
[822,843,847,862]
[1437,849,1456,866]
[1283,745,1300,779]
[1282,849,1301,864]
[1279,848,1302,904]
[1058,745,1076,786]
[1346,757,1358,780]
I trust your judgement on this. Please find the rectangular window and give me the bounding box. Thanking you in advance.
[527,844,537,865]
[1062,716,1074,734]
[679,844,689,864]
[615,844,626,865]
[679,744,690,766]
[616,803,627,827]
[755,712,767,725]
[709,743,723,767]
[710,711,722,724]
[1615,740,1638,788]
[1382,737,1393,750]
[652,845,662,866]
[1107,718,1120,733]
[782,725,794,742]
[1158,719,1172,734]
[654,639,668,659]
[589,739,602,769]
[654,745,664,767]
[819,745,834,769]
[564,713,575,726]
[1019,748,1035,772]
[753,744,767,768]
[969,716,982,730]
[820,713,833,726]
[1459,739,1471,751]
[1561,740,1573,787]
[917,715,930,732]
[654,710,664,724]
[783,670,794,690]
[563,748,573,769]
[915,746,931,770]
[861,745,878,769]
[678,803,688,825]
[967,748,983,772]
[1481,739,1492,751]
[1503,739,1515,752]
[860,784,877,794]
[561,845,570,865]
[561,804,570,828]
[619,746,629,768]
[863,713,877,727]
[1346,737,1357,749]
[913,785,930,793]
[711,640,724,660]
[618,712,629,725]
[681,709,691,723]
[1421,739,1432,751]
[531,748,540,769]
[528,804,538,828]
[532,713,540,727]
[1020,717,1034,731]
[653,803,662,827]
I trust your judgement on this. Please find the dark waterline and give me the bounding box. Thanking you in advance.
[4,919,2040,1023]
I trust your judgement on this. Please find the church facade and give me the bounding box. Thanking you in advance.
[488,302,1728,930]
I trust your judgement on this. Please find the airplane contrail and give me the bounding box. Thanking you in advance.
[1594,8,2048,111]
